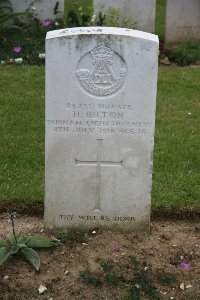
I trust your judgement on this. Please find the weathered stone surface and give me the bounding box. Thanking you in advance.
[11,0,64,21]
[45,27,159,232]
[93,0,156,33]
[165,0,200,45]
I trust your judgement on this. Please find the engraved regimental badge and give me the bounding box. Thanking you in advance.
[76,43,127,97]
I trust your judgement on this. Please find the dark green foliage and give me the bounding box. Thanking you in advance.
[95,11,106,26]
[130,256,138,266]
[104,272,117,285]
[126,257,161,300]
[0,18,63,65]
[100,260,113,272]
[157,273,176,285]
[80,256,161,299]
[0,2,137,65]
[166,41,200,66]
[66,10,80,27]
[80,271,102,287]
[56,232,72,243]
[56,231,86,244]
[53,1,59,16]
[126,287,140,300]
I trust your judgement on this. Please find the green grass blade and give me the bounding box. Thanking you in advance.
[0,247,10,266]
[20,247,40,271]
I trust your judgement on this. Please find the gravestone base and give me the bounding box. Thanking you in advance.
[45,217,150,233]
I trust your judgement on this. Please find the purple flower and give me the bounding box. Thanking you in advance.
[42,19,53,27]
[113,244,121,252]
[180,261,190,270]
[13,46,22,53]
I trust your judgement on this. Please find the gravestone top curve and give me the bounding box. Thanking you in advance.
[46,26,159,43]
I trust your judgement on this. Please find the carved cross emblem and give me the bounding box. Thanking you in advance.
[75,139,123,211]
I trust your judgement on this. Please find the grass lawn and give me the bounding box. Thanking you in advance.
[155,0,166,41]
[153,66,200,207]
[0,65,199,209]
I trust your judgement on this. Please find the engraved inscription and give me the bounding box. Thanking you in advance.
[47,101,153,136]
[76,43,127,97]
[59,215,136,222]
[75,139,123,212]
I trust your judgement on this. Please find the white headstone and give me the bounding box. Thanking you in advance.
[93,0,156,33]
[165,0,200,45]
[11,0,64,21]
[45,27,159,232]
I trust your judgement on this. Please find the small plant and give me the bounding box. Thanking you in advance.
[157,273,176,285]
[100,260,113,272]
[80,271,102,287]
[126,287,140,300]
[166,41,200,66]
[95,7,137,29]
[130,255,138,266]
[104,272,117,285]
[0,212,59,271]
[127,256,161,300]
[56,230,87,244]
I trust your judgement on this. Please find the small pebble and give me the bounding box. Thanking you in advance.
[92,230,96,234]
[162,292,167,295]
[135,284,140,289]
[38,285,47,294]
[180,282,185,290]
[186,285,192,289]
[64,270,69,275]
[3,276,9,280]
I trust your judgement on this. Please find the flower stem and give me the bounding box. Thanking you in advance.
[10,212,17,243]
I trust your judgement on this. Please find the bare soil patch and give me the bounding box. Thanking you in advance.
[0,214,200,300]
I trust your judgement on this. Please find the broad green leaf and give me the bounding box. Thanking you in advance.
[20,247,40,271]
[0,247,10,266]
[17,237,28,244]
[26,236,54,248]
[17,244,27,249]
[0,240,8,247]
[10,244,19,254]
[9,242,27,254]
[6,234,17,246]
